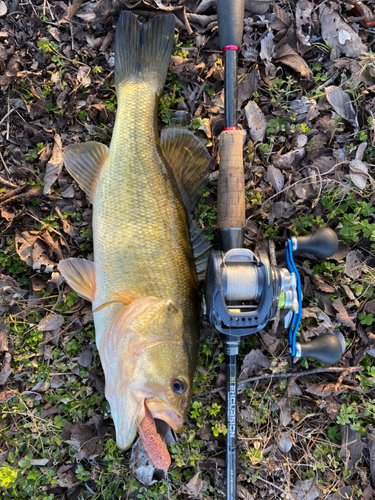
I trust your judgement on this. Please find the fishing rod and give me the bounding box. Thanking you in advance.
[204,1,343,499]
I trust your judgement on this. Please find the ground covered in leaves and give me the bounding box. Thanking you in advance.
[0,0,375,499]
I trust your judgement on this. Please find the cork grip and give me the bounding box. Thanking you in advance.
[217,129,245,229]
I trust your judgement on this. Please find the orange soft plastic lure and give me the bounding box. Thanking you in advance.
[138,402,171,470]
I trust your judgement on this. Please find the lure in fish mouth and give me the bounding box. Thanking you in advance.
[58,10,211,469]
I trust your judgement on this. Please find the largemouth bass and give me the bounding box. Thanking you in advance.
[58,11,210,465]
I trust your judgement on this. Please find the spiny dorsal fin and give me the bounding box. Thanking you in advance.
[160,127,211,212]
[115,12,175,94]
[189,218,212,281]
[63,142,109,202]
[58,258,95,302]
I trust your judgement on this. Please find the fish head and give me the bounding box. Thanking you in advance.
[98,296,196,450]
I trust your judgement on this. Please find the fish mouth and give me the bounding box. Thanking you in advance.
[144,399,184,432]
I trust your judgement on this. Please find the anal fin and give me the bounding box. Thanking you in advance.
[58,258,95,302]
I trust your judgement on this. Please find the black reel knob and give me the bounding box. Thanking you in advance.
[294,228,338,258]
[296,334,343,366]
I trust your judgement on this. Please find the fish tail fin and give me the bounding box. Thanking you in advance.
[115,11,175,93]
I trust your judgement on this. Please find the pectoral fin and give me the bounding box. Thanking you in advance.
[58,258,95,302]
[160,127,211,212]
[63,142,109,202]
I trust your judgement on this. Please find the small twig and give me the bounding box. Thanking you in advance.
[0,175,18,189]
[195,366,362,397]
[315,70,340,92]
[0,105,24,128]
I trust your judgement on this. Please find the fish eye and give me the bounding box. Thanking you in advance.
[172,378,186,394]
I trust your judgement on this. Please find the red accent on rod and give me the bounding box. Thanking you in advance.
[224,127,239,131]
[222,45,239,52]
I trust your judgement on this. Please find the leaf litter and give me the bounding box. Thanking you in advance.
[0,0,375,498]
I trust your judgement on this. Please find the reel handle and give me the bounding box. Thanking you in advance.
[293,228,338,258]
[296,334,343,366]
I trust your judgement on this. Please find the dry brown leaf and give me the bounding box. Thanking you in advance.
[349,159,369,190]
[275,44,312,79]
[239,349,271,380]
[238,71,259,109]
[0,389,18,403]
[295,0,314,48]
[359,485,374,500]
[278,397,292,427]
[244,101,266,142]
[57,465,78,488]
[267,164,284,192]
[291,477,319,500]
[325,86,358,128]
[273,148,305,170]
[0,318,9,352]
[305,383,358,397]
[345,250,363,280]
[340,425,363,473]
[44,135,63,195]
[66,0,84,21]
[181,472,208,497]
[319,4,367,58]
[332,299,356,331]
[268,201,296,225]
[38,315,64,332]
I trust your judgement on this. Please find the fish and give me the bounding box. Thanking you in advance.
[57,11,211,466]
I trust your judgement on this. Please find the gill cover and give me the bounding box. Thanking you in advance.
[98,296,192,450]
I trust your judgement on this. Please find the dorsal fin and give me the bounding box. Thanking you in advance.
[160,127,211,212]
[58,258,95,302]
[63,142,109,202]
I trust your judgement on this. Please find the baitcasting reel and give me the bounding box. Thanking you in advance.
[205,228,343,366]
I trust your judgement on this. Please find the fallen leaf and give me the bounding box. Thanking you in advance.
[57,465,78,488]
[44,135,63,195]
[62,420,105,461]
[278,397,292,427]
[345,250,363,280]
[76,66,91,86]
[273,148,305,170]
[0,318,9,352]
[360,484,374,500]
[305,383,360,397]
[267,164,284,192]
[291,477,319,500]
[78,348,93,367]
[239,349,271,379]
[181,472,208,497]
[340,425,363,473]
[278,433,293,453]
[275,44,312,79]
[0,389,18,403]
[244,101,266,142]
[259,31,277,78]
[365,302,375,315]
[290,97,318,123]
[37,314,64,332]
[65,0,84,21]
[295,0,314,48]
[268,201,296,225]
[332,299,356,330]
[319,4,367,58]
[349,159,369,190]
[325,86,358,128]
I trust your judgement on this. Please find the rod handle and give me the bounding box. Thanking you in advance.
[296,334,343,366]
[294,228,338,259]
[217,129,245,231]
[217,0,245,49]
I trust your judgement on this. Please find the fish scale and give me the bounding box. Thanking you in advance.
[92,82,198,342]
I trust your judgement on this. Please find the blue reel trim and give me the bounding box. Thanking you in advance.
[285,239,303,356]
